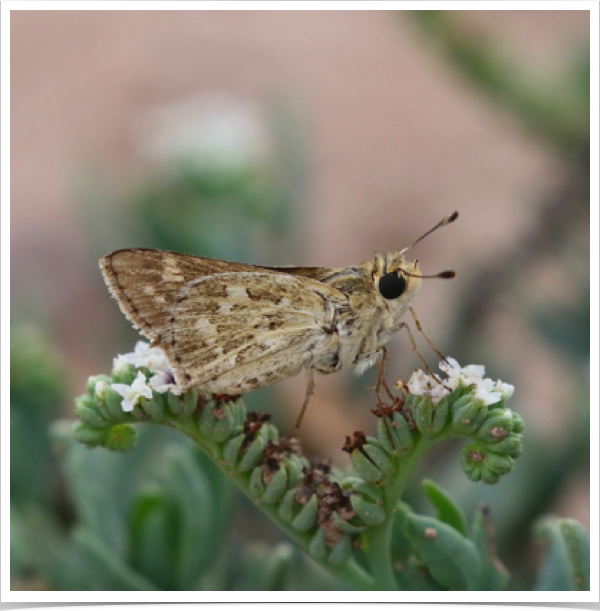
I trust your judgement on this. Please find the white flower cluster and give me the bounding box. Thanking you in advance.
[407,357,514,406]
[109,341,181,412]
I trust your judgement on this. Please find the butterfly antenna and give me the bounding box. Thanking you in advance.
[400,211,458,255]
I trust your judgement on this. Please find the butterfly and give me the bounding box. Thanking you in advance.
[100,212,457,433]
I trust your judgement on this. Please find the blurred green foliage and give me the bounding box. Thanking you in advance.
[411,11,590,150]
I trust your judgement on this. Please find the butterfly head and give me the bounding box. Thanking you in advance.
[370,252,422,307]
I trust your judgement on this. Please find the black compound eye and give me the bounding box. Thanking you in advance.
[378,271,406,300]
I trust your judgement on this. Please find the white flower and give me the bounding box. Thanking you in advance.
[149,371,182,395]
[119,341,172,374]
[112,353,132,373]
[462,364,485,380]
[407,369,449,404]
[111,371,153,412]
[429,384,451,403]
[495,380,515,400]
[408,358,514,406]
[439,357,462,378]
[473,378,503,406]
[407,369,430,396]
[440,357,486,389]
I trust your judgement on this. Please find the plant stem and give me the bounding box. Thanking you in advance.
[364,437,434,590]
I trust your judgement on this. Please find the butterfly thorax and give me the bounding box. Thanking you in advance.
[312,253,422,374]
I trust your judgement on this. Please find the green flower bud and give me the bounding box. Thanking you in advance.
[414,396,436,436]
[262,465,288,505]
[328,534,353,566]
[101,385,129,421]
[365,435,392,456]
[464,467,482,482]
[459,443,516,484]
[71,422,109,447]
[476,413,514,443]
[450,392,474,412]
[391,411,414,454]
[484,452,515,476]
[459,443,486,481]
[403,393,418,409]
[262,424,280,445]
[230,400,247,428]
[309,528,327,562]
[479,465,501,485]
[211,407,236,442]
[139,394,166,422]
[432,396,450,434]
[237,430,267,472]
[364,443,395,479]
[92,393,114,421]
[86,374,111,397]
[222,433,246,469]
[376,418,397,455]
[74,396,112,429]
[511,413,525,434]
[103,424,137,451]
[445,382,466,405]
[249,466,265,500]
[166,392,184,416]
[182,388,198,417]
[291,494,318,532]
[485,406,508,420]
[111,365,136,385]
[452,399,488,435]
[284,454,309,488]
[350,494,385,526]
[350,449,383,483]
[485,434,523,458]
[278,490,297,523]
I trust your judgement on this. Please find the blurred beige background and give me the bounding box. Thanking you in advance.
[11,9,590,529]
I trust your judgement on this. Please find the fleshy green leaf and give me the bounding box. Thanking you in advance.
[471,506,510,590]
[403,512,482,590]
[73,527,158,590]
[422,479,468,537]
[534,517,590,591]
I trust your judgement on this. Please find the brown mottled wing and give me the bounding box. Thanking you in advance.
[166,272,347,393]
[100,248,268,344]
[100,249,347,394]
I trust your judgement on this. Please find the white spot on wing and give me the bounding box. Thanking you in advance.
[195,318,216,332]
[226,286,249,299]
[163,257,185,282]
[218,302,234,314]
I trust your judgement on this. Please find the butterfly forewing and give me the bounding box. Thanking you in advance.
[100,250,347,393]
[100,249,280,342]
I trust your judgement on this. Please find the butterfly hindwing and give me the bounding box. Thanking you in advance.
[166,272,346,392]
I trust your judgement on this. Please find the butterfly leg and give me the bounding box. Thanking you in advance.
[408,306,448,364]
[289,364,316,439]
[395,322,449,389]
[374,347,395,406]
